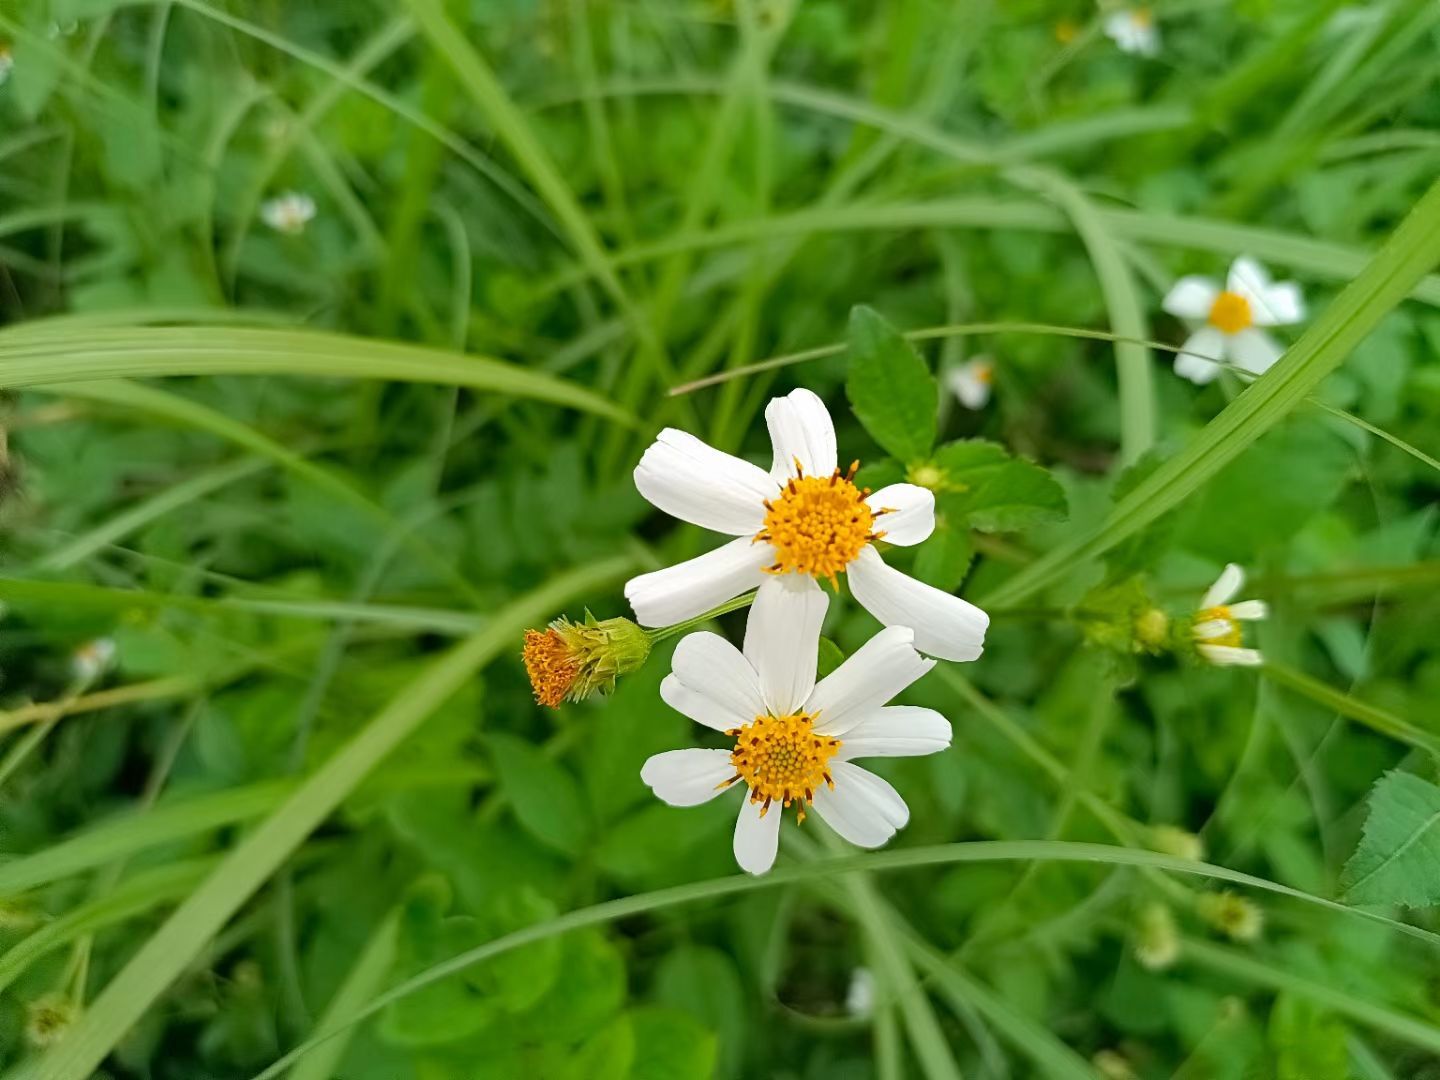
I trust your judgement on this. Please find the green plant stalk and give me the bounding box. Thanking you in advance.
[1261,661,1440,758]
[981,177,1440,609]
[289,909,400,1080]
[16,555,636,1080]
[646,590,758,643]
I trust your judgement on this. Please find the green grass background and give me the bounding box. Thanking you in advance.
[1,0,1439,1077]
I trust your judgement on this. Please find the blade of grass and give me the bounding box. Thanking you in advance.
[1261,661,1440,758]
[982,177,1440,609]
[16,554,636,1080]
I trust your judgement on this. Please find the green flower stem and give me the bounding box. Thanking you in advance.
[646,589,758,643]
[1260,660,1440,759]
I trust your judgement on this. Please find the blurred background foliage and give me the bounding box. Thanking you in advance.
[0,0,1439,1077]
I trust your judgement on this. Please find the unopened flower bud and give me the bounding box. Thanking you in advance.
[1134,902,1179,971]
[1196,891,1263,942]
[26,992,80,1048]
[1148,824,1204,862]
[1093,1049,1137,1080]
[523,613,652,707]
[1133,608,1170,652]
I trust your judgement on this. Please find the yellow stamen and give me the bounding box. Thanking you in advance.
[522,628,579,707]
[973,362,994,385]
[1194,605,1242,649]
[755,461,875,581]
[723,711,841,823]
[1207,290,1253,334]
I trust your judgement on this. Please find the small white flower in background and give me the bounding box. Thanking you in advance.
[1192,564,1267,667]
[1163,256,1305,385]
[1134,902,1179,971]
[1104,8,1160,57]
[260,191,317,235]
[625,388,989,662]
[640,579,952,875]
[0,46,14,87]
[71,637,116,682]
[845,967,876,1018]
[946,356,994,411]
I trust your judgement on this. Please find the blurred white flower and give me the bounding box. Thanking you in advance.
[1192,564,1267,667]
[72,637,116,682]
[946,357,994,410]
[640,579,951,875]
[1135,902,1179,971]
[1163,256,1305,385]
[0,46,13,87]
[845,967,876,1018]
[260,191,316,235]
[1104,8,1160,57]
[625,388,988,661]
[1197,891,1264,942]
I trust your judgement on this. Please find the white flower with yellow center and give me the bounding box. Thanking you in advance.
[946,357,994,410]
[1192,563,1267,667]
[1163,257,1305,385]
[640,579,951,874]
[0,45,13,86]
[1103,8,1160,56]
[625,388,989,662]
[260,191,316,235]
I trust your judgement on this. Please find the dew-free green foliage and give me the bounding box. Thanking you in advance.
[1,0,1440,1078]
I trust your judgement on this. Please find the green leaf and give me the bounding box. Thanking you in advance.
[627,1006,718,1080]
[913,517,975,592]
[652,947,746,1079]
[562,1017,635,1080]
[488,733,591,856]
[845,305,937,463]
[1269,994,1348,1080]
[931,440,1067,532]
[1343,772,1440,907]
[817,636,847,678]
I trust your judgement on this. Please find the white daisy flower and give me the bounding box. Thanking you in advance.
[1162,256,1305,385]
[71,637,116,682]
[0,46,13,87]
[1192,564,1267,667]
[845,967,876,1018]
[640,578,952,875]
[946,356,994,410]
[625,388,989,662]
[260,191,316,235]
[1103,8,1160,57]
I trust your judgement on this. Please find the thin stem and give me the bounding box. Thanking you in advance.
[646,589,759,643]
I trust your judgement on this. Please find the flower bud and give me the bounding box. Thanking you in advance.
[1196,891,1263,942]
[1133,608,1171,653]
[1148,824,1204,862]
[26,992,80,1048]
[1134,902,1179,971]
[523,613,652,707]
[1093,1050,1137,1080]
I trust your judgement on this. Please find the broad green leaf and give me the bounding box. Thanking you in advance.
[1269,994,1348,1080]
[931,440,1067,533]
[913,518,975,592]
[627,1006,718,1080]
[845,305,937,463]
[817,636,847,678]
[563,1017,635,1080]
[1343,771,1440,906]
[653,947,746,1079]
[488,733,591,856]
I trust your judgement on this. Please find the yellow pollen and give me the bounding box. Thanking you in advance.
[1207,290,1253,334]
[755,460,881,586]
[1194,605,1242,649]
[721,711,840,823]
[973,362,994,385]
[522,628,579,707]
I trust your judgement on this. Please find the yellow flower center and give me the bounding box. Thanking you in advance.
[1207,290,1253,334]
[1054,18,1079,44]
[756,461,884,586]
[522,628,578,707]
[721,711,840,822]
[1132,6,1154,28]
[973,361,994,384]
[1194,605,1241,648]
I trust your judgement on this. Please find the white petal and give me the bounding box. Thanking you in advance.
[1228,600,1268,621]
[1175,326,1227,383]
[1256,282,1305,326]
[670,631,765,725]
[661,674,750,733]
[765,388,837,481]
[811,762,909,848]
[733,796,782,874]
[834,706,952,761]
[1162,276,1220,320]
[641,749,735,806]
[625,537,772,627]
[1202,564,1245,609]
[743,575,828,717]
[1193,619,1232,641]
[846,546,988,662]
[1226,256,1272,303]
[804,624,934,737]
[946,362,992,410]
[866,484,935,546]
[634,428,775,535]
[1198,644,1263,667]
[1230,328,1284,375]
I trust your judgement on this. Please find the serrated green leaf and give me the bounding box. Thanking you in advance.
[1343,772,1440,906]
[488,733,591,856]
[932,440,1067,532]
[845,305,937,462]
